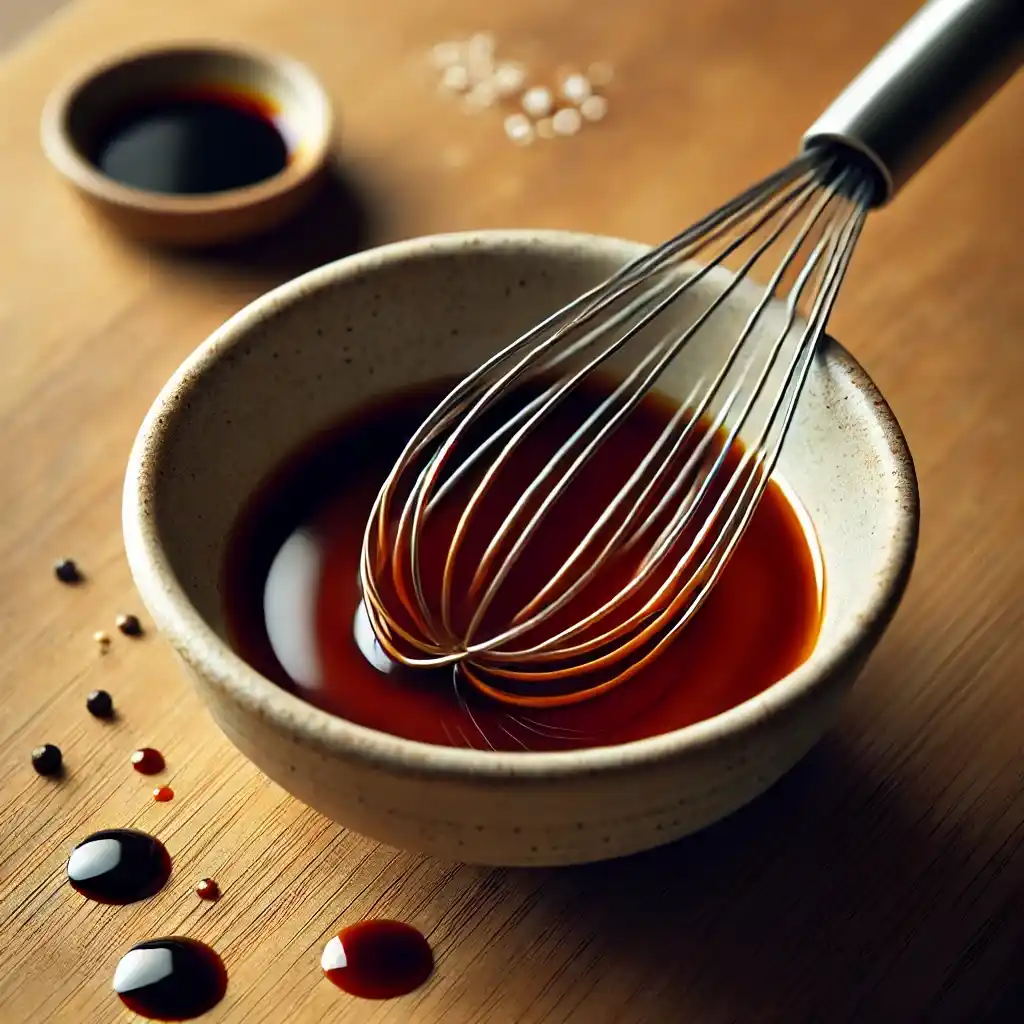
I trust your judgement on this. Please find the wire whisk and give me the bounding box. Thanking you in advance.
[360,0,1022,710]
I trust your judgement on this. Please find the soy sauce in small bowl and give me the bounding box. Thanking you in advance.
[90,86,291,196]
[41,45,332,247]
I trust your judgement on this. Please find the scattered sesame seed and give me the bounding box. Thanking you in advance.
[467,32,495,58]
[587,61,615,86]
[464,80,499,111]
[504,113,535,145]
[580,95,609,122]
[430,41,464,69]
[440,64,471,93]
[552,107,584,136]
[465,33,496,82]
[493,62,528,97]
[561,73,592,104]
[521,85,554,119]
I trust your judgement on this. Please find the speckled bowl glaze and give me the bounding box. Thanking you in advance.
[124,230,919,866]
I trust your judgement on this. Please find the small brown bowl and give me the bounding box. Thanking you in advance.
[40,43,333,248]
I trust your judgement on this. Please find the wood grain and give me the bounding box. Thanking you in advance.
[1,1,1022,1021]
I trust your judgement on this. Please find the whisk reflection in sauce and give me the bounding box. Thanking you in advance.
[226,379,820,753]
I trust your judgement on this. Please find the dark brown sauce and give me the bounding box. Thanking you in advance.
[321,920,434,999]
[132,747,165,774]
[113,937,227,1020]
[223,377,821,751]
[66,828,171,904]
[195,878,220,901]
[90,87,289,195]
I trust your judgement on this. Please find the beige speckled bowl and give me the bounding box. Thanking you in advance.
[41,43,332,247]
[123,230,918,866]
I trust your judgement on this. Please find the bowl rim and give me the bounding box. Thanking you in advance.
[39,41,333,217]
[123,228,920,781]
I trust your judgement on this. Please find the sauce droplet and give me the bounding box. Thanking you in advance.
[86,688,114,718]
[116,612,144,636]
[153,785,174,802]
[196,878,220,901]
[67,828,171,904]
[31,743,63,776]
[321,920,433,999]
[54,557,82,583]
[113,937,227,1020]
[131,747,165,774]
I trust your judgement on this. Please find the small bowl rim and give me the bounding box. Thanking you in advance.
[40,40,333,217]
[123,228,920,781]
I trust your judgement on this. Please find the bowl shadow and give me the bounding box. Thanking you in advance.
[199,157,379,279]
[501,641,1023,1023]
[132,157,387,290]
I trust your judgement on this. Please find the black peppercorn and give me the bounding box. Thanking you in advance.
[31,744,63,776]
[86,689,114,718]
[116,613,143,637]
[54,558,82,584]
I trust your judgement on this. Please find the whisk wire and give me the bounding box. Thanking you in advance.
[360,152,875,704]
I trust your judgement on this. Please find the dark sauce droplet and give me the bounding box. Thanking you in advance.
[86,688,114,718]
[92,90,289,196]
[321,920,433,999]
[132,747,165,774]
[31,743,63,776]
[67,828,171,904]
[196,878,220,901]
[114,937,227,1021]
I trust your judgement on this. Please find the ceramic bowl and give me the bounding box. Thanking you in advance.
[40,43,332,247]
[123,230,919,866]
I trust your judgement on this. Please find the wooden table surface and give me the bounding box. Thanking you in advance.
[1,1,1022,1021]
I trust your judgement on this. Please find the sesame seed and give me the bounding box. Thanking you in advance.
[552,107,583,136]
[504,113,535,145]
[440,64,471,93]
[466,33,496,82]
[521,86,554,119]
[430,42,464,69]
[464,80,499,111]
[561,73,592,104]
[493,62,527,97]
[467,32,495,58]
[580,95,609,122]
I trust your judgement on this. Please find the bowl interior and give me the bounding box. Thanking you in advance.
[57,46,329,183]
[132,231,914,733]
